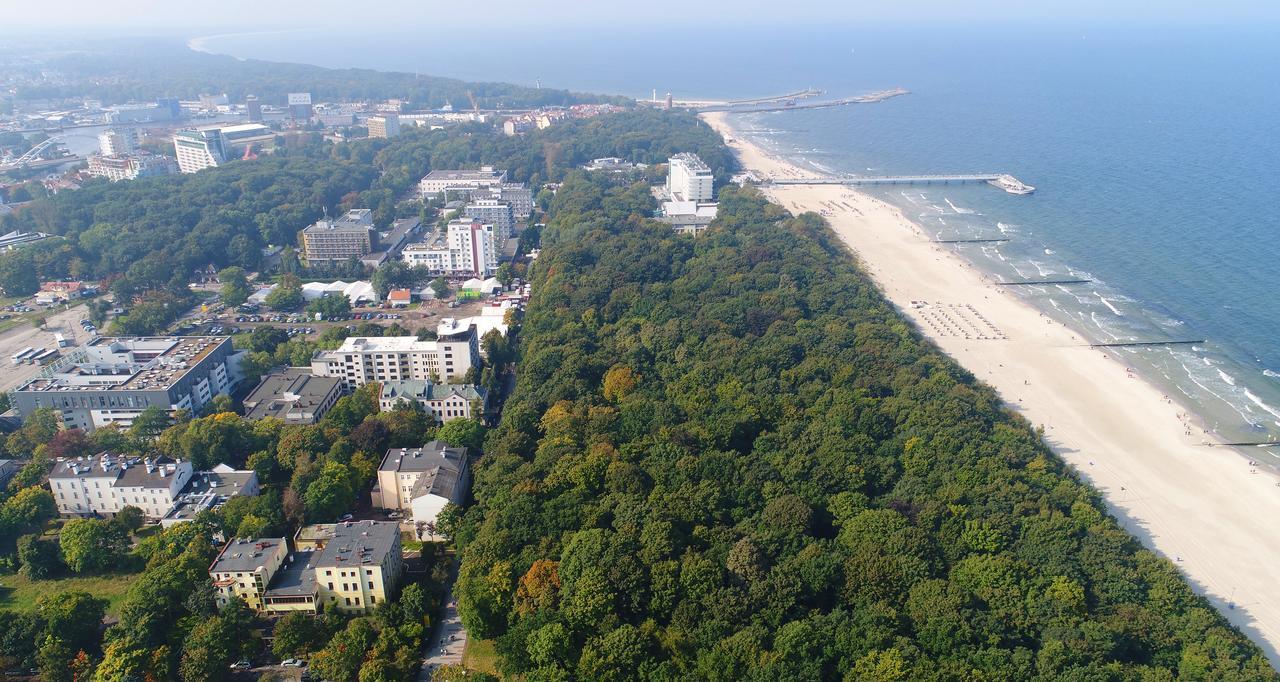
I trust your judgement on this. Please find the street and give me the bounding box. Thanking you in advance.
[418,578,466,680]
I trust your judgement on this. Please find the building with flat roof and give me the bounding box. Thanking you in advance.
[463,199,515,242]
[666,153,715,202]
[0,230,52,252]
[161,464,260,527]
[86,152,176,182]
[418,167,507,200]
[211,537,289,612]
[48,453,193,518]
[288,92,313,120]
[310,330,478,387]
[371,442,470,526]
[300,209,375,263]
[173,128,226,173]
[367,114,400,139]
[377,380,487,424]
[471,183,534,220]
[659,200,719,234]
[242,368,344,424]
[245,95,263,123]
[218,123,275,154]
[11,336,238,431]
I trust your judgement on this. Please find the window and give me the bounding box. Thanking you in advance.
[368,581,374,589]
[369,595,376,604]
[328,583,333,590]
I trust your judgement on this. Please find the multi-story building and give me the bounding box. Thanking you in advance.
[367,114,400,139]
[463,199,515,242]
[418,167,507,200]
[666,152,715,202]
[97,127,137,156]
[85,153,176,182]
[211,537,289,612]
[288,93,313,120]
[161,464,260,526]
[311,330,477,388]
[242,368,344,424]
[173,128,226,173]
[377,380,488,423]
[218,123,275,155]
[400,234,457,275]
[48,453,193,518]
[468,183,534,220]
[447,219,498,277]
[310,521,404,613]
[245,95,263,123]
[371,443,470,526]
[300,209,375,263]
[11,337,239,431]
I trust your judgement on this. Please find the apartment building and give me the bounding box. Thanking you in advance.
[310,329,478,387]
[367,114,400,139]
[371,442,470,525]
[418,167,507,200]
[10,336,238,431]
[666,152,715,202]
[242,368,344,424]
[300,209,375,263]
[463,199,515,242]
[211,537,289,612]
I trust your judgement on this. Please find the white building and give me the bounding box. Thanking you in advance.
[447,219,498,277]
[48,453,193,519]
[659,200,719,234]
[173,128,226,173]
[86,153,176,182]
[367,114,400,139]
[666,152,714,202]
[98,127,138,156]
[311,330,478,387]
[418,167,507,200]
[377,381,488,424]
[463,199,515,242]
[371,442,470,526]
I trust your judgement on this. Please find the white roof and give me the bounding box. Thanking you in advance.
[439,313,509,341]
[460,278,484,290]
[663,201,719,218]
[301,280,378,303]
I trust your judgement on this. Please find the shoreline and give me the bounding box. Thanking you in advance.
[703,110,1280,665]
[187,29,305,58]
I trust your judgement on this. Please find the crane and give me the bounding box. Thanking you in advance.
[466,90,480,114]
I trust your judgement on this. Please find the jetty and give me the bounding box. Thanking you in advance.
[1089,340,1205,349]
[933,238,1010,244]
[768,172,1034,195]
[701,88,910,113]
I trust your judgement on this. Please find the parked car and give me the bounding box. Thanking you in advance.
[229,660,251,671]
[281,659,305,668]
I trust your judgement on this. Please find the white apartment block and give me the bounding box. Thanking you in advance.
[98,127,138,156]
[418,167,507,200]
[447,219,498,277]
[173,128,227,173]
[311,331,478,387]
[48,454,193,518]
[666,153,715,202]
[463,199,515,242]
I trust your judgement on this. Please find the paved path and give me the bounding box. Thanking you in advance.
[419,580,467,680]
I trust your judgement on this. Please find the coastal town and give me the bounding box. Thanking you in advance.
[0,16,1277,682]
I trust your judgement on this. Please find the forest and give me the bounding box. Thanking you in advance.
[14,40,628,110]
[451,171,1276,680]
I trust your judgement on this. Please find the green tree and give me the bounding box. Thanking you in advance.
[128,405,171,440]
[303,461,356,522]
[0,251,38,297]
[264,275,303,311]
[430,277,451,299]
[307,294,351,320]
[17,534,62,579]
[59,518,128,574]
[271,612,322,660]
[436,418,485,450]
[310,618,377,682]
[219,266,252,307]
[113,506,145,535]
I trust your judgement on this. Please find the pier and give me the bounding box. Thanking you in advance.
[1214,441,1280,448]
[768,172,1034,195]
[703,88,910,113]
[932,238,1010,244]
[1089,340,1206,349]
[994,279,1092,286]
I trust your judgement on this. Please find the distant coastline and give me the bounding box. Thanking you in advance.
[187,29,305,59]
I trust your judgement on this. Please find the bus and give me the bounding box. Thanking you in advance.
[11,347,35,365]
[31,348,59,365]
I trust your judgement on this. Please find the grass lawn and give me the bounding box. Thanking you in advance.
[0,571,138,615]
[462,638,500,676]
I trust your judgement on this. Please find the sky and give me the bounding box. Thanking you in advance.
[4,0,1280,31]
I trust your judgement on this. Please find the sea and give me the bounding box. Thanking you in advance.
[195,24,1280,453]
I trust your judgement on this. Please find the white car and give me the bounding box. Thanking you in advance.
[281,659,306,668]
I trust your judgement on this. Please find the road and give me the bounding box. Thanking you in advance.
[0,303,91,393]
[419,579,466,680]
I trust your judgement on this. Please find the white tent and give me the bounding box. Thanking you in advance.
[301,280,379,305]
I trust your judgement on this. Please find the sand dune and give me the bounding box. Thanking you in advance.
[703,111,1280,665]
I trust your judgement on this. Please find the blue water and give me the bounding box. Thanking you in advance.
[197,25,1280,447]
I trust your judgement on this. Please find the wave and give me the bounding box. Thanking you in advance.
[1265,369,1280,379]
[1244,389,1280,424]
[944,198,976,214]
[1218,369,1237,386]
[1044,248,1055,255]
[1096,294,1124,316]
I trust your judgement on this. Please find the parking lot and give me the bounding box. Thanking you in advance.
[0,303,92,393]
[185,299,493,340]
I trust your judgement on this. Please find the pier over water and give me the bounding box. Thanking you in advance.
[768,173,1035,195]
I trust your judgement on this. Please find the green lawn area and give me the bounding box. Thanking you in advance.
[462,638,499,676]
[0,570,138,615]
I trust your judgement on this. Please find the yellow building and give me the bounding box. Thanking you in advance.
[210,537,288,612]
[296,521,404,614]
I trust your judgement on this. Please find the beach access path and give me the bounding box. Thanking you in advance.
[702,111,1280,666]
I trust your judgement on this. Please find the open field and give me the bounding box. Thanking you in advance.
[0,569,138,615]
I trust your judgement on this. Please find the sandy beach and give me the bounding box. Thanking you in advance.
[703,111,1280,664]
